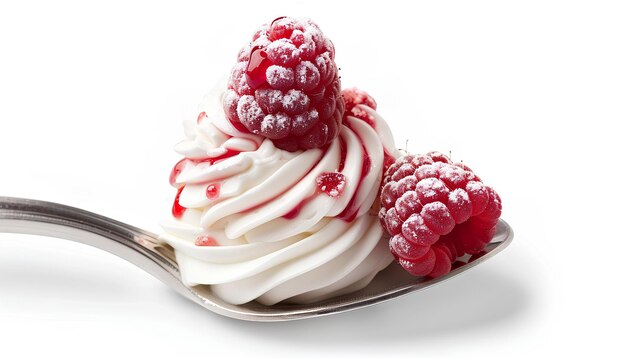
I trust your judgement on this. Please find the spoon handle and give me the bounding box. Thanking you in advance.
[0,196,182,294]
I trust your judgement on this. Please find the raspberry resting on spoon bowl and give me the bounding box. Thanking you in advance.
[379,152,502,278]
[223,16,344,151]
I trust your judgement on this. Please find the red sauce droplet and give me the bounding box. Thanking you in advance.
[195,234,219,247]
[172,186,187,219]
[206,183,220,199]
[197,111,207,124]
[246,46,272,89]
[316,172,346,198]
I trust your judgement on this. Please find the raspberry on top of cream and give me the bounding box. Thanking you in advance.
[223,16,343,151]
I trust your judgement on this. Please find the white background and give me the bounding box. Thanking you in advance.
[1,0,624,356]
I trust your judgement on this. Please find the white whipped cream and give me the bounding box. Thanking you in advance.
[160,90,401,305]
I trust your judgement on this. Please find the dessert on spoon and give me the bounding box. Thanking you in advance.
[0,16,512,321]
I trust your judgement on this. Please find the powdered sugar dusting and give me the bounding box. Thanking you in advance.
[261,113,290,139]
[282,89,310,115]
[314,52,331,80]
[292,30,315,59]
[255,88,283,113]
[295,61,320,90]
[252,35,271,49]
[395,191,421,221]
[448,188,469,205]
[266,39,299,67]
[237,95,264,133]
[291,109,319,136]
[229,62,252,95]
[266,65,294,90]
[415,177,449,202]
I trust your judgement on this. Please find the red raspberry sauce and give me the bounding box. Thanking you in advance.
[172,186,186,219]
[338,152,371,221]
[246,46,272,89]
[169,149,241,187]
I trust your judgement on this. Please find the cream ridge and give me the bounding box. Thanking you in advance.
[160,90,401,305]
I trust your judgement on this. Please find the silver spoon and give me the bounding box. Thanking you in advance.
[0,196,513,322]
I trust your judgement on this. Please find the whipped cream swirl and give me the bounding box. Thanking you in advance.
[160,91,401,305]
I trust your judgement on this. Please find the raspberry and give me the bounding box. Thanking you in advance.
[379,152,502,278]
[342,87,377,126]
[224,17,343,151]
[316,172,346,197]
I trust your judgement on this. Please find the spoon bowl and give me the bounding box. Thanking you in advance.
[0,196,513,322]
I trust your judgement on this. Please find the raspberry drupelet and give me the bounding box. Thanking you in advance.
[223,17,344,151]
[379,152,502,278]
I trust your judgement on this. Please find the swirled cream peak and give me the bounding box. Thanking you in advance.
[161,90,401,305]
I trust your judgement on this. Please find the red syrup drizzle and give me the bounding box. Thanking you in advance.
[280,143,333,220]
[172,186,187,219]
[246,46,272,89]
[169,149,241,187]
[281,134,373,221]
[282,151,371,221]
[169,149,242,219]
[169,159,190,187]
[195,149,241,165]
[282,196,316,220]
[338,149,371,222]
[229,117,251,133]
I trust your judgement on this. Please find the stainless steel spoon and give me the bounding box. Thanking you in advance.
[0,196,513,322]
